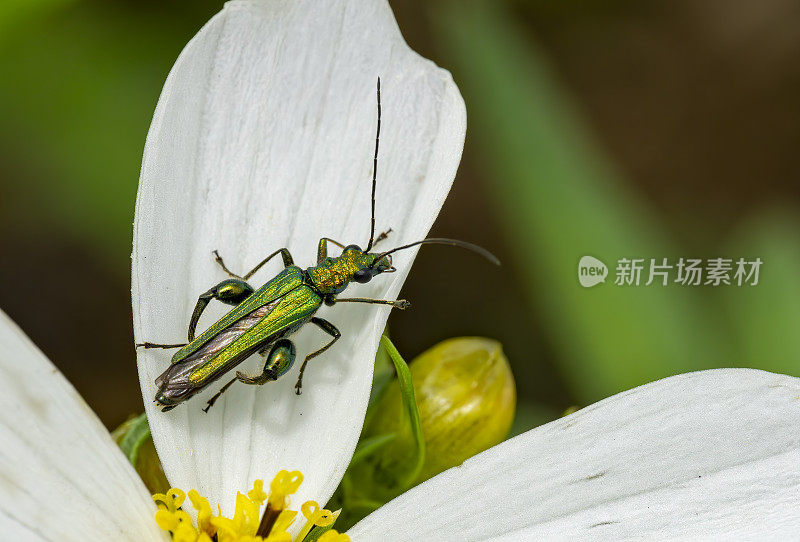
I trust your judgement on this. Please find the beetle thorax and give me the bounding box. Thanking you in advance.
[307,252,365,294]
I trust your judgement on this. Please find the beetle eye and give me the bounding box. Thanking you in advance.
[345,244,362,252]
[354,268,371,283]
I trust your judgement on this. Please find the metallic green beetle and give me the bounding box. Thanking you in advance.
[137,79,498,412]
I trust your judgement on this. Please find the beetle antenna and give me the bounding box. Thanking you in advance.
[371,238,500,267]
[366,77,381,252]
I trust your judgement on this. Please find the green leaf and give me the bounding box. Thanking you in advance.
[113,412,151,465]
[367,332,395,411]
[379,335,426,488]
[111,413,169,494]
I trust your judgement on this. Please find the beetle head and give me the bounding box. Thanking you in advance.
[155,388,182,412]
[342,244,394,284]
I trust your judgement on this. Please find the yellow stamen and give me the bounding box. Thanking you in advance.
[295,501,338,541]
[154,488,187,513]
[248,479,268,505]
[187,490,214,535]
[268,470,304,509]
[301,501,336,527]
[152,470,348,542]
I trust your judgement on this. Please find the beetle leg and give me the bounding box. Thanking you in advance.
[333,297,410,310]
[188,278,255,341]
[237,339,296,385]
[213,248,294,280]
[294,318,341,395]
[202,377,237,413]
[136,342,187,349]
[202,340,297,412]
[317,238,346,263]
[242,248,294,280]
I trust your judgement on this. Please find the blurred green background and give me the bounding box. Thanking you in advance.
[2,0,799,430]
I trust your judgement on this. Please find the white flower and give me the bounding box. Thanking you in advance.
[349,369,800,541]
[0,311,166,540]
[132,0,465,514]
[2,310,799,540]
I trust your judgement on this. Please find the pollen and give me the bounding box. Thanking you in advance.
[153,470,350,542]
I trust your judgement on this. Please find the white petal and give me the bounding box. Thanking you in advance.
[132,0,464,513]
[0,310,165,541]
[350,369,800,541]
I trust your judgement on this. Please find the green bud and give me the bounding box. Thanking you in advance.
[355,337,516,498]
[111,413,170,494]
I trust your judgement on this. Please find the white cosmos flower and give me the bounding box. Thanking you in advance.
[2,310,799,540]
[132,0,465,516]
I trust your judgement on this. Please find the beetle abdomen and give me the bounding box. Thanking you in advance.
[154,301,277,404]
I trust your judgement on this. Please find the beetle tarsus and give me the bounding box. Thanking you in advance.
[212,249,243,279]
[202,376,238,412]
[202,396,219,413]
[373,228,393,246]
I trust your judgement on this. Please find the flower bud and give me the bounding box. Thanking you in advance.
[356,337,516,498]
